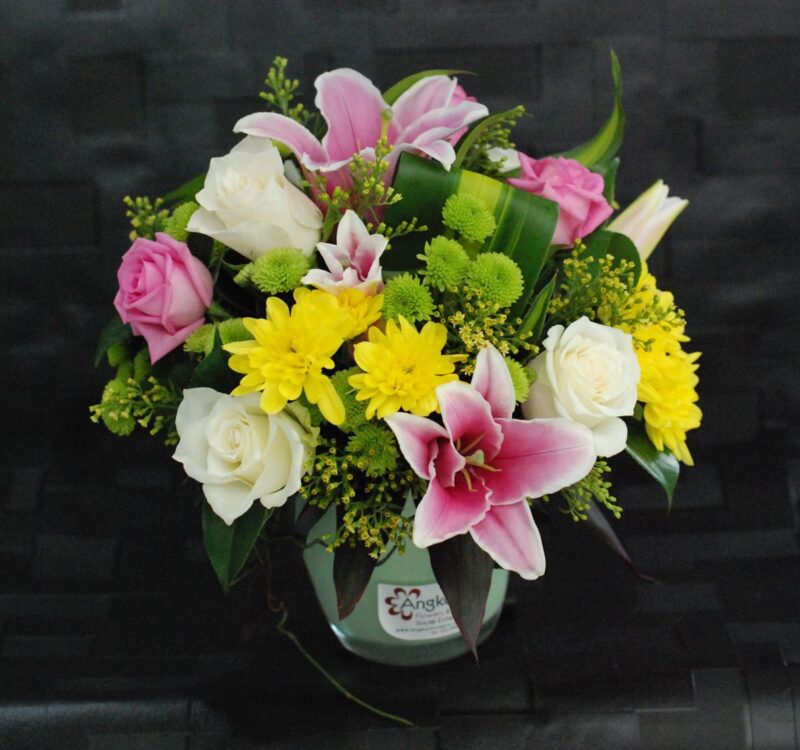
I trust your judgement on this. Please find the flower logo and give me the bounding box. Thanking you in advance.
[385,587,421,621]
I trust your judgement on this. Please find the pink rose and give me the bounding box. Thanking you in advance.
[508,155,612,246]
[114,232,213,363]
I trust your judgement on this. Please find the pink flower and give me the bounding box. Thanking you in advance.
[385,346,596,579]
[114,232,213,364]
[301,210,387,294]
[508,155,613,246]
[233,69,488,194]
[447,84,478,145]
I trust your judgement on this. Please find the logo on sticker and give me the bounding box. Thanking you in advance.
[377,582,459,640]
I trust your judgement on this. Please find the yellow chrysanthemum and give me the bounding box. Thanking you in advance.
[349,317,463,419]
[613,264,702,465]
[224,288,351,425]
[635,324,702,465]
[334,287,384,338]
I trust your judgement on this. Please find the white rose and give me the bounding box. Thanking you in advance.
[187,136,323,261]
[173,388,317,525]
[522,317,640,457]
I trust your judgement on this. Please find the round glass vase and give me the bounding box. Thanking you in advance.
[302,503,509,667]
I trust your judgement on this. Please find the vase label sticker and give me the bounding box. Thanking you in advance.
[377,582,459,641]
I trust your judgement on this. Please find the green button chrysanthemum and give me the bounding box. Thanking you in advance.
[248,247,311,294]
[442,193,496,242]
[382,272,434,323]
[467,252,524,308]
[418,236,471,291]
[163,201,199,242]
[504,356,532,403]
[346,423,398,477]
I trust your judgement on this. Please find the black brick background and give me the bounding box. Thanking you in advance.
[2,1,800,748]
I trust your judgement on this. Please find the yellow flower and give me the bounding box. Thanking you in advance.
[635,325,702,465]
[349,317,462,419]
[613,265,702,465]
[335,287,384,338]
[224,289,351,425]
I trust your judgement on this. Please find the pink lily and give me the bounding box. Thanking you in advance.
[301,209,387,294]
[385,346,596,579]
[233,69,488,193]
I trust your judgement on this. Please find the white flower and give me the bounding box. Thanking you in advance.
[522,317,640,457]
[607,180,688,261]
[173,389,317,525]
[187,136,323,261]
[487,146,521,174]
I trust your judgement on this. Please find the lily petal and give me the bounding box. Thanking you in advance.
[233,112,327,165]
[413,476,490,548]
[470,500,545,580]
[436,381,503,459]
[484,418,596,505]
[471,346,516,420]
[314,69,387,163]
[384,412,448,480]
[390,75,458,133]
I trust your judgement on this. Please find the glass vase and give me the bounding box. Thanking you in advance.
[302,502,508,666]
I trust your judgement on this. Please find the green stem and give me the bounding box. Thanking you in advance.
[275,609,416,728]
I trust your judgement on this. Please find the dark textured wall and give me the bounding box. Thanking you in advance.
[2,1,800,748]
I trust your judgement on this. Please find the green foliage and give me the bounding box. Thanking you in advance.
[455,105,526,177]
[547,242,638,328]
[556,460,621,521]
[90,374,181,445]
[382,154,558,319]
[94,317,133,367]
[441,193,496,242]
[202,502,271,593]
[417,235,471,291]
[437,287,537,375]
[259,56,318,132]
[382,273,435,323]
[316,137,403,231]
[560,50,624,169]
[123,195,169,242]
[626,422,679,508]
[466,253,524,308]
[299,434,418,559]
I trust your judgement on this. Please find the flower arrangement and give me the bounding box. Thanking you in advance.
[91,54,701,654]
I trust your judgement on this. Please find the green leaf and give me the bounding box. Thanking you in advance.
[625,421,680,509]
[333,536,378,621]
[163,173,206,205]
[94,316,133,367]
[519,273,557,338]
[202,501,271,592]
[453,108,521,169]
[580,228,642,285]
[598,157,620,207]
[428,533,494,659]
[561,50,624,168]
[383,153,559,314]
[383,69,468,105]
[188,329,239,392]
